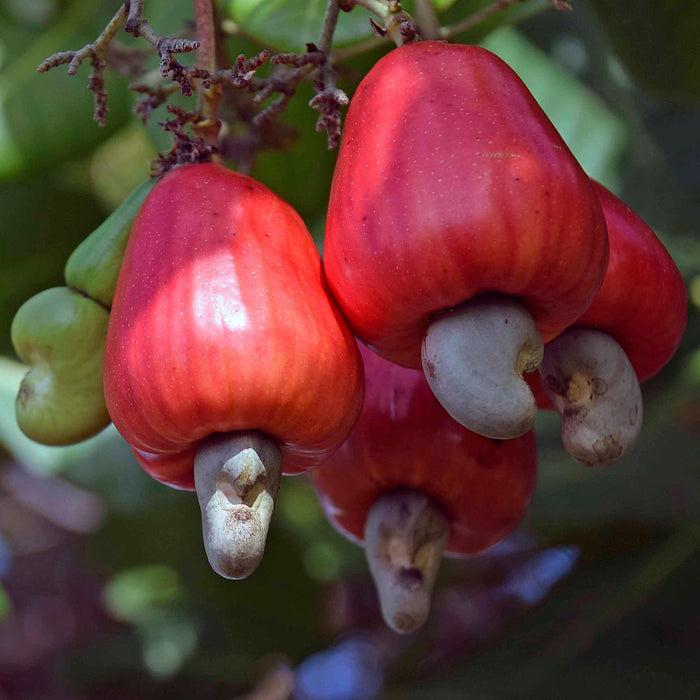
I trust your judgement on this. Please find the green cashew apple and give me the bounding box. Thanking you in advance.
[65,179,154,308]
[12,287,110,445]
[10,180,154,446]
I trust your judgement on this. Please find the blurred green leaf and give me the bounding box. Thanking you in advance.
[0,176,105,355]
[588,0,700,101]
[481,27,627,187]
[140,614,198,678]
[88,122,156,210]
[103,564,184,623]
[0,584,10,620]
[253,81,338,231]
[302,539,342,582]
[440,0,552,43]
[0,0,133,179]
[432,0,458,10]
[393,526,700,699]
[0,1,59,65]
[226,0,375,52]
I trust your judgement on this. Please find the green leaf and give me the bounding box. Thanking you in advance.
[431,0,458,10]
[0,177,106,356]
[481,27,627,187]
[226,0,375,52]
[252,81,338,233]
[588,0,700,101]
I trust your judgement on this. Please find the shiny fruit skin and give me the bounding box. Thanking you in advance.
[313,346,537,555]
[325,41,608,369]
[104,163,364,490]
[575,182,687,383]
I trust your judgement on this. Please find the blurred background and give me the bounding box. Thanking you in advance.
[0,0,698,697]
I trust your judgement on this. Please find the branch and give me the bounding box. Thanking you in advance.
[441,0,571,39]
[309,0,349,150]
[193,0,221,147]
[151,105,218,177]
[124,7,200,96]
[414,0,441,40]
[36,1,203,124]
[129,79,181,123]
[36,4,129,126]
[251,48,324,128]
[345,0,418,45]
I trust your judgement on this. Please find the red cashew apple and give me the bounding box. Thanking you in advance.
[312,346,537,634]
[324,41,608,441]
[104,163,364,579]
[537,181,687,465]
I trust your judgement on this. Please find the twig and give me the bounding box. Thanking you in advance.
[414,0,441,40]
[193,0,221,146]
[37,0,202,124]
[345,0,418,45]
[253,61,317,127]
[124,3,200,96]
[309,0,349,149]
[202,51,272,90]
[105,41,152,77]
[441,0,571,40]
[244,48,324,128]
[36,4,129,126]
[129,79,181,123]
[152,105,218,177]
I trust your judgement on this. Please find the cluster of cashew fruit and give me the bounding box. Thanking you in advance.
[12,41,686,635]
[316,42,686,631]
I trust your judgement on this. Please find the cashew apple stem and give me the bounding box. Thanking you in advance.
[365,489,449,634]
[421,297,544,439]
[539,328,643,466]
[194,431,282,580]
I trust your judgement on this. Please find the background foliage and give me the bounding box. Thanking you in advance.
[0,0,698,697]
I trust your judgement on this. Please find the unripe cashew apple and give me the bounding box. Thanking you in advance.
[324,41,608,440]
[65,179,154,308]
[313,345,537,634]
[12,287,111,445]
[104,163,364,579]
[10,180,155,446]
